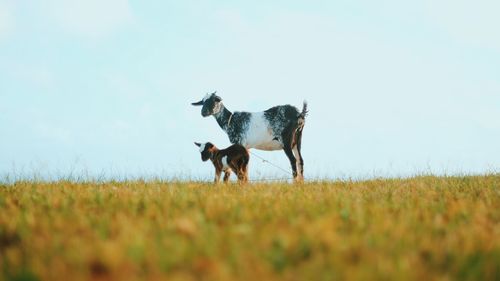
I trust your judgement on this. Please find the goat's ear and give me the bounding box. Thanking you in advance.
[191,100,204,106]
[214,95,222,102]
[194,142,201,147]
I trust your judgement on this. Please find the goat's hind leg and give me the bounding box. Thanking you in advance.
[293,129,304,181]
[238,157,249,184]
[292,145,304,182]
[223,171,231,183]
[283,145,298,180]
[236,168,248,184]
[282,126,300,180]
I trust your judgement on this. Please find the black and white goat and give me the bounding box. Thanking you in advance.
[192,92,307,181]
[195,142,249,184]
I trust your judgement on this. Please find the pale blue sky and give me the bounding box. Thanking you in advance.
[1,0,499,181]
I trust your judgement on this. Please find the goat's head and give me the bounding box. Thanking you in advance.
[194,142,215,161]
[191,91,223,117]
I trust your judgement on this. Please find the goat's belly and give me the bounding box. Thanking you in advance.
[243,138,282,151]
[253,140,282,151]
[241,112,283,151]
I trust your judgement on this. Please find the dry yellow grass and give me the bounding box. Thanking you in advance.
[1,176,500,281]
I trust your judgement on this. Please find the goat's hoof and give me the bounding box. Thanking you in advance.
[294,176,304,184]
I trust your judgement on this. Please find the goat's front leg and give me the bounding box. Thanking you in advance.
[223,171,231,183]
[214,169,222,184]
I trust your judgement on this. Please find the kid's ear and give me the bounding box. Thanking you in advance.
[194,142,201,147]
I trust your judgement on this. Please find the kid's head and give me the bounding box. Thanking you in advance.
[194,142,215,161]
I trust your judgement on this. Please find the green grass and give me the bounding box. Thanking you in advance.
[1,176,500,281]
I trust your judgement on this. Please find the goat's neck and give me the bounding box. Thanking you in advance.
[213,105,233,132]
[209,149,220,163]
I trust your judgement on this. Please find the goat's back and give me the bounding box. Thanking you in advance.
[221,144,249,160]
[221,144,249,170]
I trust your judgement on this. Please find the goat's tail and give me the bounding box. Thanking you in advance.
[297,101,308,130]
[299,101,308,119]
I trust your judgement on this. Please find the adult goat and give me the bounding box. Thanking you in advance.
[192,92,308,181]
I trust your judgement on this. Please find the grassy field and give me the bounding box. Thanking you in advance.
[1,176,499,281]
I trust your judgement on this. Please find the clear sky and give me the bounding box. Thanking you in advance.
[1,0,499,181]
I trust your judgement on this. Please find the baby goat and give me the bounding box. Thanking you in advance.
[194,142,249,184]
